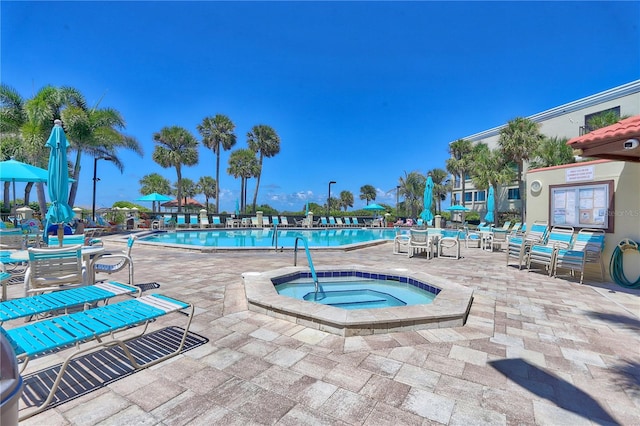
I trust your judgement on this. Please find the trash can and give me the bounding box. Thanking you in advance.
[0,332,23,426]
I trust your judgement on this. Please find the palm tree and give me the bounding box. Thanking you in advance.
[197,114,236,213]
[339,190,354,211]
[227,148,260,213]
[445,138,473,207]
[0,84,27,208]
[175,177,197,210]
[498,117,543,222]
[359,185,376,205]
[198,176,216,212]
[471,143,516,224]
[529,136,575,169]
[139,173,172,196]
[247,124,280,213]
[428,168,450,214]
[398,171,425,218]
[152,126,199,212]
[586,110,628,132]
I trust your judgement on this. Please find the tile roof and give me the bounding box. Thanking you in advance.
[567,115,640,146]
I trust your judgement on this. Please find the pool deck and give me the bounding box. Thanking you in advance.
[6,236,639,425]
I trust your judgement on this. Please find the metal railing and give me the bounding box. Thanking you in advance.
[293,235,319,293]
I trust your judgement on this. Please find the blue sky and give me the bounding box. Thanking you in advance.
[2,1,639,213]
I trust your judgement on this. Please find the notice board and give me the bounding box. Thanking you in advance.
[549,180,614,232]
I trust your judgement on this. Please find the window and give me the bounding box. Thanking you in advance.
[474,191,486,202]
[549,180,614,232]
[584,106,621,133]
[454,178,461,189]
[464,192,473,202]
[508,188,520,200]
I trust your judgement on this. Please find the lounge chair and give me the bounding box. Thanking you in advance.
[92,235,136,285]
[554,228,605,284]
[47,234,86,247]
[500,221,512,231]
[335,217,344,227]
[328,216,337,227]
[211,216,223,228]
[176,214,187,228]
[188,215,199,228]
[26,245,85,295]
[250,217,259,227]
[279,216,290,227]
[163,214,175,229]
[271,216,280,227]
[0,280,139,324]
[319,217,329,227]
[3,293,194,421]
[527,226,574,275]
[350,217,361,227]
[342,217,352,226]
[505,221,549,269]
[262,216,270,227]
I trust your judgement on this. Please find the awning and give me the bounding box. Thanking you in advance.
[567,115,640,162]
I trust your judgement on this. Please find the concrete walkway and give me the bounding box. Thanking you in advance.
[8,239,639,425]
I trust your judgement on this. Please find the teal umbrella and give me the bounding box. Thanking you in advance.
[235,199,240,216]
[44,120,75,245]
[420,174,434,224]
[363,203,385,212]
[484,185,495,224]
[447,204,470,224]
[136,192,172,212]
[0,158,49,224]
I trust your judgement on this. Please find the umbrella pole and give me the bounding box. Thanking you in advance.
[57,223,64,247]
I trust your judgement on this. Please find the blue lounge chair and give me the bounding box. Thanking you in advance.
[328,216,337,227]
[0,280,139,324]
[527,226,574,275]
[47,234,86,247]
[506,222,549,269]
[188,215,199,228]
[319,217,329,227]
[211,216,223,227]
[554,228,606,284]
[176,214,187,228]
[351,217,363,227]
[271,216,280,227]
[2,293,194,421]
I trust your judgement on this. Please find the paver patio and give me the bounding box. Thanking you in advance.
[5,235,639,425]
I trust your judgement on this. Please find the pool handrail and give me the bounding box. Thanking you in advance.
[293,235,319,292]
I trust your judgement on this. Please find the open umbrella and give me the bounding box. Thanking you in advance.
[136,192,172,212]
[420,174,434,224]
[44,120,75,245]
[363,203,385,212]
[484,185,495,224]
[0,158,49,225]
[447,204,471,225]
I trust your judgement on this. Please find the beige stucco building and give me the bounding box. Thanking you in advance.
[449,80,640,217]
[526,160,640,282]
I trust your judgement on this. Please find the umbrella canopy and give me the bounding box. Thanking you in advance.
[136,192,172,212]
[44,120,75,245]
[0,158,49,223]
[484,185,495,224]
[363,203,386,212]
[446,204,471,212]
[420,174,434,223]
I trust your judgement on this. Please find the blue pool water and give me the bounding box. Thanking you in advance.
[275,277,437,309]
[140,228,398,248]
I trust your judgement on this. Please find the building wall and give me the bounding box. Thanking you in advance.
[527,160,640,282]
[450,80,640,217]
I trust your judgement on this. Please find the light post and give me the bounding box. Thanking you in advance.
[92,156,113,222]
[396,185,400,216]
[327,181,336,216]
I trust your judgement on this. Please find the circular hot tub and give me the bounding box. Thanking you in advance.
[242,265,474,336]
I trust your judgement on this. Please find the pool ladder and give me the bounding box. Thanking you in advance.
[293,235,319,293]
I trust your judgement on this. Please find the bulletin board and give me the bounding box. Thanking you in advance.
[548,180,614,233]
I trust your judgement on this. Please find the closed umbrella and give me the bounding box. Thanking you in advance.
[0,158,48,225]
[484,185,495,224]
[420,174,434,224]
[235,199,240,216]
[44,120,75,245]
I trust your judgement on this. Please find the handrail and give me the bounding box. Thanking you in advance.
[293,235,319,292]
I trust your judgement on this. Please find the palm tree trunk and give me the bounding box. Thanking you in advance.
[36,182,47,218]
[251,155,264,213]
[24,182,34,205]
[68,150,83,207]
[4,182,11,208]
[215,146,220,214]
[176,166,183,213]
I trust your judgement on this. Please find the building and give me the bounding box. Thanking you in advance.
[449,80,640,218]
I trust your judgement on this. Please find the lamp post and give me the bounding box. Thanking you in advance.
[92,156,113,222]
[327,181,336,216]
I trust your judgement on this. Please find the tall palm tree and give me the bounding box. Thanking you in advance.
[175,177,197,211]
[339,190,354,211]
[197,114,236,213]
[471,143,516,224]
[427,168,450,214]
[529,136,575,169]
[359,185,376,205]
[398,171,425,218]
[445,138,473,207]
[139,173,172,196]
[227,148,260,213]
[247,124,280,213]
[198,176,216,212]
[0,84,27,208]
[498,117,543,222]
[152,126,199,212]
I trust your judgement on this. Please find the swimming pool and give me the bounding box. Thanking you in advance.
[275,276,437,309]
[138,228,398,249]
[243,266,474,336]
